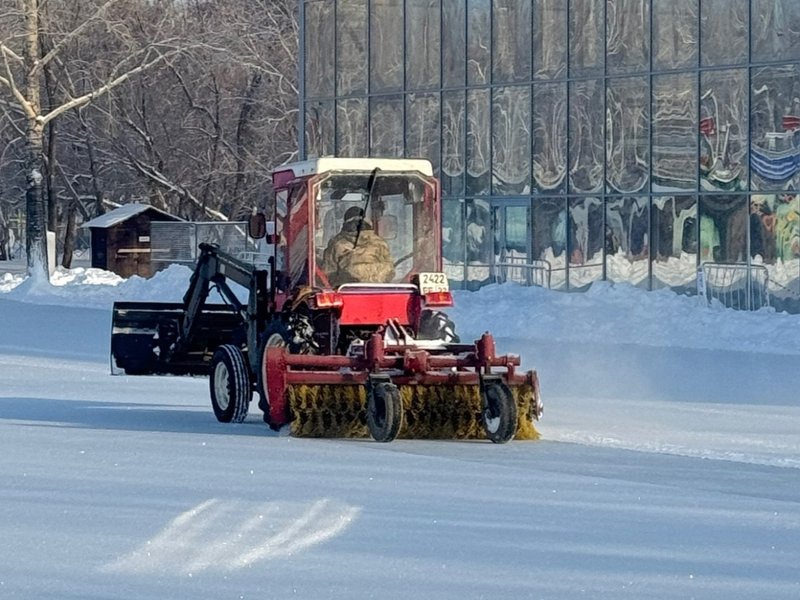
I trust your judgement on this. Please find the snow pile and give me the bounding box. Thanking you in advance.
[451,280,800,355]
[4,261,800,356]
[0,263,193,308]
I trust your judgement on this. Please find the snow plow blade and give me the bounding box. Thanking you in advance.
[264,332,542,443]
[110,301,244,376]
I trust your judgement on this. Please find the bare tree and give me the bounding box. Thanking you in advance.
[1,0,299,275]
[0,0,195,279]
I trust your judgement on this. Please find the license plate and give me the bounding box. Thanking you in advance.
[418,272,449,294]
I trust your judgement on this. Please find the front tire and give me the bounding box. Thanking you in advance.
[257,320,294,426]
[481,381,517,443]
[210,345,251,423]
[367,381,403,442]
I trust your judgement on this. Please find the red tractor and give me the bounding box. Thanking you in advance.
[111,158,542,442]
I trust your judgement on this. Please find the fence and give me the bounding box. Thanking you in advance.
[699,262,770,311]
[493,256,552,289]
[150,221,260,266]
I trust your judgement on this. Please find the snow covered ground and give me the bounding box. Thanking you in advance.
[1,262,799,599]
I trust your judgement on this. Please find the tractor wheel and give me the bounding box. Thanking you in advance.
[210,345,251,423]
[257,321,294,426]
[481,381,517,444]
[367,382,403,442]
[418,309,460,343]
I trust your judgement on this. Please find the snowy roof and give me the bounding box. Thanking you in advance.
[81,203,182,229]
[275,157,434,178]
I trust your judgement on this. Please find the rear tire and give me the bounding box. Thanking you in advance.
[210,345,251,423]
[481,381,517,443]
[367,382,403,442]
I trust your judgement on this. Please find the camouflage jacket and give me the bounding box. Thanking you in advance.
[321,225,395,288]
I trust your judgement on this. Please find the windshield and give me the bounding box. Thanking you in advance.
[313,171,438,288]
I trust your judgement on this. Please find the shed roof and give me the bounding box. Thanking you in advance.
[81,203,182,229]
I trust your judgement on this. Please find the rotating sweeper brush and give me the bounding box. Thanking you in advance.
[110,158,543,443]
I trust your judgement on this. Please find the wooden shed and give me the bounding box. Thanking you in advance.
[81,204,183,278]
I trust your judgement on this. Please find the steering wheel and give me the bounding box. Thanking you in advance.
[394,251,414,268]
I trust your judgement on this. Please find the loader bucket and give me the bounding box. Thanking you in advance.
[111,301,246,376]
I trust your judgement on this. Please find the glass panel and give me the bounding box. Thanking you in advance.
[751,65,800,193]
[751,192,800,264]
[466,89,491,195]
[336,0,368,95]
[568,196,603,289]
[370,95,404,157]
[533,82,567,193]
[406,93,441,175]
[337,98,368,157]
[569,0,604,77]
[443,0,467,87]
[652,195,698,290]
[532,197,567,289]
[442,91,466,196]
[606,0,649,75]
[370,0,403,92]
[494,205,533,285]
[406,0,441,90]
[606,76,649,194]
[700,69,748,193]
[442,198,466,285]
[315,171,438,286]
[652,0,697,70]
[468,0,491,85]
[750,194,776,264]
[699,195,748,263]
[569,79,604,194]
[752,0,800,62]
[287,185,310,288]
[305,0,335,98]
[493,0,532,83]
[492,86,531,195]
[504,206,529,253]
[754,192,800,309]
[700,0,747,67]
[533,0,567,80]
[652,73,697,192]
[606,196,650,288]
[466,198,493,287]
[305,100,335,158]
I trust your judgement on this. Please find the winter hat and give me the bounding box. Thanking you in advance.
[344,206,365,222]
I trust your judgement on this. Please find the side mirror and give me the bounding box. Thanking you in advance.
[248,212,266,239]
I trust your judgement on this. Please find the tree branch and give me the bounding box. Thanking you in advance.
[41,45,190,125]
[34,0,125,75]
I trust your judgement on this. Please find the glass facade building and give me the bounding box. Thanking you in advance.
[300,0,800,308]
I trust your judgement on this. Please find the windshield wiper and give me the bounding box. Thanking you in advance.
[353,167,380,248]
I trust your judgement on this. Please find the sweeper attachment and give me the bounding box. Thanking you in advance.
[110,157,542,442]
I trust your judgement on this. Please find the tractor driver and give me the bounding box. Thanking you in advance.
[321,206,395,288]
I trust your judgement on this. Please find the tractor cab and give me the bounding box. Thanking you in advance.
[250,158,452,346]
[259,157,442,291]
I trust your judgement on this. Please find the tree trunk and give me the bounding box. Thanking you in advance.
[23,0,49,281]
[25,120,49,280]
[62,203,76,269]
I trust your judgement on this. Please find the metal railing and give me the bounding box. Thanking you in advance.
[699,262,771,311]
[151,221,259,266]
[493,257,552,288]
